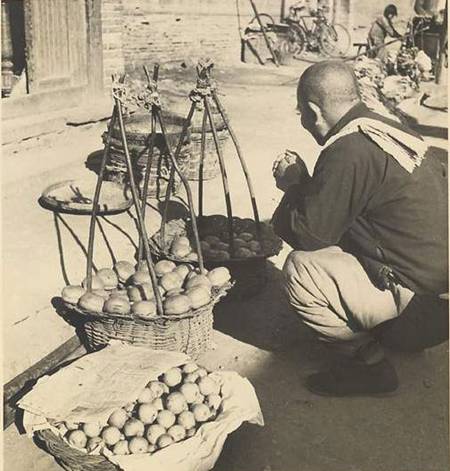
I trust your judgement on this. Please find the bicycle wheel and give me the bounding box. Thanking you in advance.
[287,24,307,58]
[319,24,351,57]
[247,13,275,31]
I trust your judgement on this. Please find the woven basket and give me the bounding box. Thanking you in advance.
[150,216,282,301]
[36,429,116,471]
[63,284,230,359]
[182,130,230,181]
[104,141,190,199]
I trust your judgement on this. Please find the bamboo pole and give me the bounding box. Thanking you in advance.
[198,108,208,219]
[160,103,196,251]
[155,108,206,274]
[85,103,117,290]
[210,88,262,242]
[204,97,235,257]
[248,0,280,66]
[115,98,164,315]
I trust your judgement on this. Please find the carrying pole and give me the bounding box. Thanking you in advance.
[248,0,280,66]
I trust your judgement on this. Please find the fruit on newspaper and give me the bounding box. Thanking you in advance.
[53,363,223,456]
[61,260,231,319]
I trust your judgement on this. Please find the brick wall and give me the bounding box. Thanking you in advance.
[101,0,125,88]
[121,0,286,74]
[100,0,285,83]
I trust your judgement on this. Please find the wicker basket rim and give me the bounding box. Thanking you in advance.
[61,282,232,323]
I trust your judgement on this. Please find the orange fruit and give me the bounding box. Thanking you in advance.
[101,426,121,446]
[145,424,166,445]
[162,367,182,387]
[67,430,87,448]
[128,437,149,454]
[108,409,128,429]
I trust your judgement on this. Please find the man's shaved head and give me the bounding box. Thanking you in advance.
[298,60,360,109]
[296,60,361,143]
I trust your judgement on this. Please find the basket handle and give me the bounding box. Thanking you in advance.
[139,67,206,275]
[85,75,125,291]
[209,84,262,243]
[114,85,164,316]
[137,65,159,267]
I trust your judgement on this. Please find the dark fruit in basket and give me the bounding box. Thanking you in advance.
[61,285,86,305]
[185,274,212,291]
[238,232,254,242]
[207,267,231,287]
[132,271,151,286]
[78,292,105,313]
[81,275,104,290]
[159,272,184,291]
[96,268,119,290]
[104,297,131,316]
[232,238,248,249]
[185,286,211,309]
[215,241,229,251]
[163,294,192,315]
[216,250,230,260]
[248,240,262,252]
[235,247,253,258]
[203,235,221,246]
[155,260,176,277]
[131,300,157,319]
[114,261,135,284]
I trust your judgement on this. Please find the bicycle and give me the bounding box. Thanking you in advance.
[284,5,351,58]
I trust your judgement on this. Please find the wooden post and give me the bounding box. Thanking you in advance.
[280,0,286,22]
[435,0,447,84]
[1,0,14,97]
[248,0,280,66]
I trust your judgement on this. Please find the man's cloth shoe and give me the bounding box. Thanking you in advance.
[306,358,398,397]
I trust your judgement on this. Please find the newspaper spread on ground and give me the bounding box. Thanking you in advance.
[18,343,264,471]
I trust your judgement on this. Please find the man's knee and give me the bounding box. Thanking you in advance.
[282,246,341,278]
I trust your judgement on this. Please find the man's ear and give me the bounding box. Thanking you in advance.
[308,101,325,126]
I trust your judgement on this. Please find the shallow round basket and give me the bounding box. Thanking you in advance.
[36,429,117,471]
[150,216,282,300]
[40,180,133,216]
[62,284,230,359]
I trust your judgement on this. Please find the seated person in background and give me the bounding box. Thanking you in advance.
[367,4,402,60]
[272,60,448,397]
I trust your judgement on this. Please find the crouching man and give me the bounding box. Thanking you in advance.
[272,60,448,397]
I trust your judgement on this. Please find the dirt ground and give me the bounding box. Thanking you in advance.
[3,60,449,471]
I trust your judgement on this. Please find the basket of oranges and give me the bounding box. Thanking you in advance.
[60,259,232,358]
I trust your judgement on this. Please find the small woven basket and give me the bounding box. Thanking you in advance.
[183,130,229,181]
[36,429,117,471]
[63,283,230,359]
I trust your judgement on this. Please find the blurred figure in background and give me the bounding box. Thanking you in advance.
[367,4,402,60]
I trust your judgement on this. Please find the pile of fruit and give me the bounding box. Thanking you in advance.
[162,215,282,262]
[61,258,231,320]
[51,362,224,456]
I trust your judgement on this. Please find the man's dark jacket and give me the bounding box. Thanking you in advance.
[272,102,448,296]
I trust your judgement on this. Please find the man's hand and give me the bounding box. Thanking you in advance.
[273,150,309,192]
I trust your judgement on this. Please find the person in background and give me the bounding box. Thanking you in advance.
[367,4,402,60]
[272,60,448,397]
